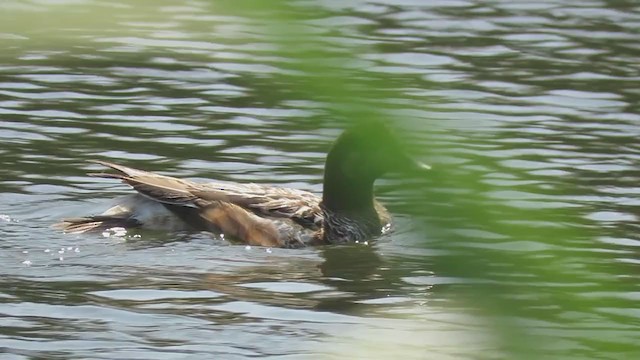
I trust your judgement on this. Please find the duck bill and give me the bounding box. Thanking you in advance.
[411,160,431,174]
[398,154,431,174]
[413,159,431,171]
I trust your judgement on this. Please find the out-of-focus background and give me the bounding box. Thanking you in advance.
[1,0,639,359]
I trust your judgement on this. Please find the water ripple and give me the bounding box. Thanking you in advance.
[0,0,638,358]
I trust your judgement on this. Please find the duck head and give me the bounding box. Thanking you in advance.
[322,121,430,212]
[325,121,430,181]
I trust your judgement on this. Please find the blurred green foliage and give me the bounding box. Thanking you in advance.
[218,1,639,358]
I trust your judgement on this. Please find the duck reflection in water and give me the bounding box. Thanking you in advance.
[196,243,402,316]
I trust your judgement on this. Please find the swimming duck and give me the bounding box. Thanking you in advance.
[57,122,429,248]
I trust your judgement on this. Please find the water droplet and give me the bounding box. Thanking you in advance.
[245,245,251,250]
[22,260,32,266]
[266,248,272,253]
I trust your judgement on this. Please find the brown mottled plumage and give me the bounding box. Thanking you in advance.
[56,122,429,247]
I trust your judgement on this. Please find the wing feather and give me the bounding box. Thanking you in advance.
[89,160,323,229]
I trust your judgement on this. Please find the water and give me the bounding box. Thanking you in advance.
[1,0,639,359]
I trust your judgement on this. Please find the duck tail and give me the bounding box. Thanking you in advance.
[54,216,141,234]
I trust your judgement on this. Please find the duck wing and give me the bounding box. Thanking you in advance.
[89,160,199,206]
[193,182,322,228]
[88,160,323,229]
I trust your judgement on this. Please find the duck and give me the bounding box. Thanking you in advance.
[56,121,430,248]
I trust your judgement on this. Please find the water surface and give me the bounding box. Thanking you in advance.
[1,0,639,358]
